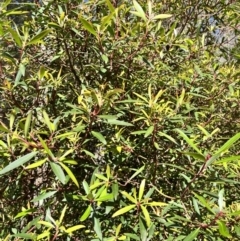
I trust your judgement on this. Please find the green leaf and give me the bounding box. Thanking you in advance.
[121,191,137,204]
[50,162,66,184]
[94,217,102,240]
[24,110,32,137]
[141,205,151,227]
[27,29,51,45]
[112,204,136,217]
[218,189,224,211]
[38,135,54,159]
[158,131,178,145]
[144,126,154,138]
[0,152,38,175]
[42,110,54,132]
[13,233,36,240]
[192,197,200,215]
[91,131,107,145]
[183,228,200,241]
[31,191,57,202]
[132,0,146,21]
[153,14,172,20]
[79,17,97,36]
[129,165,145,181]
[107,119,133,126]
[176,129,203,155]
[59,162,79,188]
[59,205,67,225]
[95,193,113,202]
[8,26,22,47]
[26,159,47,169]
[214,133,240,155]
[80,205,91,222]
[66,225,85,234]
[38,221,54,228]
[217,221,231,238]
[139,179,145,201]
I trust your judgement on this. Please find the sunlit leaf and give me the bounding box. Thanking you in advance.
[0,152,38,175]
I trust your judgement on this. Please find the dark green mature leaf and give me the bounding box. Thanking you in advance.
[0,152,38,175]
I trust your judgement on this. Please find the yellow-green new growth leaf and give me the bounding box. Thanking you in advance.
[139,179,145,201]
[80,205,91,221]
[121,191,137,204]
[132,0,147,21]
[38,221,54,228]
[26,159,47,169]
[66,225,85,234]
[141,205,151,227]
[24,110,32,137]
[59,162,79,188]
[59,205,67,225]
[153,14,172,20]
[112,204,136,217]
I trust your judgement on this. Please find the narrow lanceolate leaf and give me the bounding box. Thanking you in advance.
[183,228,200,241]
[27,29,51,45]
[214,133,240,155]
[144,126,154,138]
[218,189,225,211]
[59,162,79,188]
[153,14,172,20]
[139,179,145,201]
[31,191,57,202]
[132,0,147,21]
[59,205,67,225]
[80,205,91,222]
[66,225,85,234]
[176,129,203,155]
[112,205,136,217]
[121,191,137,204]
[94,217,102,240]
[107,119,133,126]
[24,110,32,137]
[38,135,54,159]
[217,221,231,238]
[8,26,22,47]
[26,159,47,169]
[79,17,97,36]
[42,110,54,132]
[0,152,38,175]
[50,162,66,184]
[91,131,107,145]
[141,205,151,227]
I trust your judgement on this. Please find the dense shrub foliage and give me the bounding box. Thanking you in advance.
[0,0,240,240]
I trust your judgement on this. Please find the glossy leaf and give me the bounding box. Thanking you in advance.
[112,205,136,217]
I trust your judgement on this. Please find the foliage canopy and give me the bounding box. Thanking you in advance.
[0,0,240,240]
